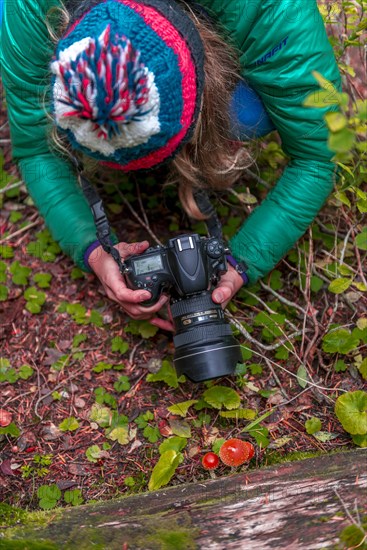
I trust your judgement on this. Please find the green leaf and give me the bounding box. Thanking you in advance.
[322,328,360,354]
[86,445,107,463]
[159,436,187,455]
[325,111,347,132]
[355,228,367,251]
[106,425,130,445]
[33,273,52,288]
[37,484,61,510]
[148,450,182,491]
[59,417,79,432]
[72,334,87,348]
[146,360,180,389]
[143,425,161,443]
[335,391,367,435]
[111,336,129,354]
[0,245,14,259]
[0,422,21,437]
[25,301,42,314]
[296,365,309,388]
[334,359,348,372]
[313,431,338,442]
[334,191,351,208]
[18,365,34,380]
[125,320,159,338]
[0,285,9,301]
[202,386,241,410]
[167,400,198,417]
[328,277,352,294]
[24,286,46,304]
[248,426,270,449]
[219,408,257,420]
[305,417,322,435]
[92,361,113,373]
[114,375,131,393]
[328,128,356,153]
[70,267,85,280]
[340,525,366,548]
[352,434,367,448]
[169,418,191,438]
[358,358,367,380]
[64,489,83,506]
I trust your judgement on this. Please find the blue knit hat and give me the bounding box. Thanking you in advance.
[51,0,205,171]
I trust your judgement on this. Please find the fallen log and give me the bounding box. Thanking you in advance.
[1,449,366,549]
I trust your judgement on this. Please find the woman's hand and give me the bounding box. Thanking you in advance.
[88,241,173,331]
[211,265,244,308]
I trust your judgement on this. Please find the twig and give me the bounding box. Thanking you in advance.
[0,180,24,193]
[0,219,41,244]
[226,310,308,351]
[247,345,346,400]
[264,357,290,400]
[34,365,86,420]
[243,168,272,190]
[112,184,163,246]
[259,281,307,315]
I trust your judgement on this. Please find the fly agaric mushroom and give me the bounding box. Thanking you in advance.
[202,452,219,471]
[219,438,254,467]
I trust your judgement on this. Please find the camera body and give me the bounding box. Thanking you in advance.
[123,233,242,383]
[124,234,227,306]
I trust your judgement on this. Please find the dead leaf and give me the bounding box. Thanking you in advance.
[0,459,16,476]
[68,463,88,476]
[42,423,62,441]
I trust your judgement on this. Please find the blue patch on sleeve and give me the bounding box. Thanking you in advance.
[229,81,275,140]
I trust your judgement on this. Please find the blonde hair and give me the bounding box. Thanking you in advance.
[48,1,252,220]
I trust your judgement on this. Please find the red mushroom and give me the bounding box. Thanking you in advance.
[219,438,253,467]
[202,452,220,471]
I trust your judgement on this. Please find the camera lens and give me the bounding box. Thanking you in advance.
[171,291,242,382]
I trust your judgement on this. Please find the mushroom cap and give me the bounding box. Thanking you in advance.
[202,452,220,470]
[219,438,251,467]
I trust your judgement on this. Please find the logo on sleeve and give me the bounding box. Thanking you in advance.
[255,36,289,66]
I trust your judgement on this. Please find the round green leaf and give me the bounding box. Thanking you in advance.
[325,111,347,132]
[328,128,356,153]
[202,386,241,410]
[322,329,360,355]
[305,417,322,435]
[335,391,367,435]
[328,278,352,294]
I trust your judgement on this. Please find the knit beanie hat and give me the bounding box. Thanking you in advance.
[51,0,205,171]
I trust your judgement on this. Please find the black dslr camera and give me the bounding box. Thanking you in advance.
[123,233,242,382]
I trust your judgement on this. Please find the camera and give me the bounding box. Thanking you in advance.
[123,233,242,382]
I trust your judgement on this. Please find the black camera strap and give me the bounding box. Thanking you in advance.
[193,189,223,240]
[72,158,127,274]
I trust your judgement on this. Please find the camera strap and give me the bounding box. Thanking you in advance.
[72,157,127,274]
[192,189,223,239]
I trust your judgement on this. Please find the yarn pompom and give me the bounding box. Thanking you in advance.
[52,26,150,140]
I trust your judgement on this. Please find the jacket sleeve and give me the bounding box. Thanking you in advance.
[0,0,98,269]
[207,0,342,284]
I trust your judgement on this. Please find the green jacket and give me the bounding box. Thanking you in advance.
[0,0,341,283]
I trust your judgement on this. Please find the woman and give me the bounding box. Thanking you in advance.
[0,0,341,331]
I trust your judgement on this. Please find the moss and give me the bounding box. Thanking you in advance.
[144,528,199,550]
[0,503,28,527]
[0,540,58,550]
